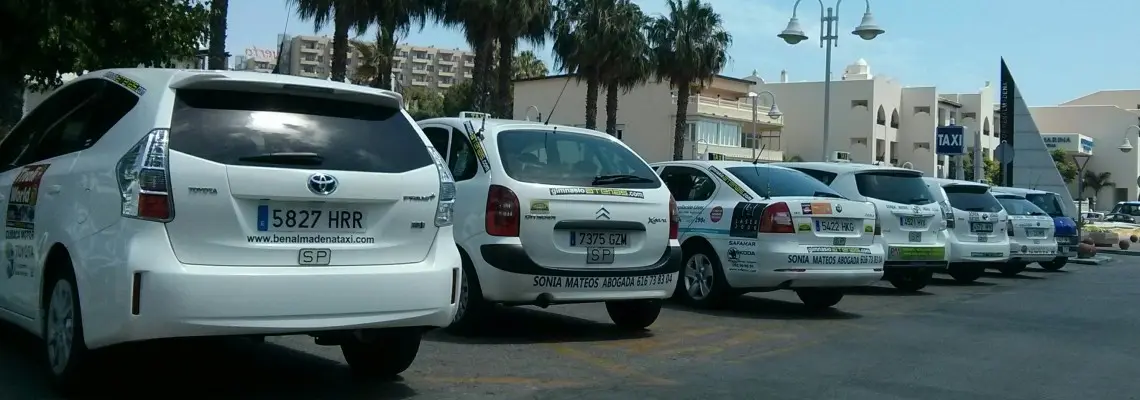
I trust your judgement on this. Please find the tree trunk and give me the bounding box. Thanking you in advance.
[0,70,24,135]
[584,69,599,130]
[330,7,350,82]
[605,83,619,136]
[496,36,515,119]
[470,34,495,114]
[672,83,691,160]
[207,0,229,70]
[374,27,395,90]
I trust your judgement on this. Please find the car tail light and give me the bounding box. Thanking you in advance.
[117,129,173,222]
[759,202,795,233]
[427,147,456,227]
[1007,220,1015,236]
[669,196,679,239]
[938,202,955,229]
[486,185,519,237]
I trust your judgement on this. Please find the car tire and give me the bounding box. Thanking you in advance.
[795,288,844,310]
[446,255,490,335]
[605,299,662,330]
[1039,257,1067,271]
[998,262,1027,276]
[43,267,91,394]
[341,328,423,379]
[674,242,733,308]
[947,265,984,283]
[886,269,931,292]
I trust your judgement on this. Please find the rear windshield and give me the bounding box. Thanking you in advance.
[943,185,1003,212]
[788,167,838,185]
[1025,193,1066,217]
[1110,203,1140,216]
[170,89,431,173]
[496,129,660,188]
[855,171,935,205]
[996,196,1048,216]
[726,166,845,198]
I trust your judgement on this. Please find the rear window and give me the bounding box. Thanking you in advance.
[996,196,1048,216]
[788,167,838,185]
[1025,193,1066,217]
[855,171,935,205]
[943,185,1002,212]
[170,89,431,173]
[726,166,844,198]
[496,129,660,188]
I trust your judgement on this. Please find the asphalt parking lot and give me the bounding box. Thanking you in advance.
[3,260,1139,400]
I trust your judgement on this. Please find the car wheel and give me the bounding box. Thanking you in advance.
[605,299,662,330]
[1039,257,1067,271]
[947,265,984,283]
[43,268,90,393]
[446,256,490,335]
[795,288,844,310]
[998,262,1027,276]
[675,243,733,308]
[887,269,931,292]
[341,328,423,379]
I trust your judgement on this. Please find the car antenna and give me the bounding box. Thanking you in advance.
[752,144,771,200]
[543,76,573,125]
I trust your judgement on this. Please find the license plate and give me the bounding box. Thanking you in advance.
[908,231,922,242]
[978,235,987,243]
[587,247,615,264]
[900,216,928,228]
[833,237,846,246]
[298,248,331,265]
[1026,228,1047,237]
[970,222,994,233]
[815,219,857,233]
[570,232,630,247]
[257,204,366,232]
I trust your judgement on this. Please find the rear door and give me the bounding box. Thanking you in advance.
[942,184,1004,243]
[658,165,717,234]
[422,123,485,244]
[496,128,669,269]
[162,85,442,267]
[851,170,943,245]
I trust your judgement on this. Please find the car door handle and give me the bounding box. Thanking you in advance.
[47,185,61,195]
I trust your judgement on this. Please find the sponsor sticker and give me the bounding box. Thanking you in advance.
[809,202,832,215]
[5,164,49,279]
[549,188,645,198]
[104,71,147,95]
[529,200,550,214]
[787,254,884,264]
[886,246,946,261]
[710,206,723,223]
[708,167,753,201]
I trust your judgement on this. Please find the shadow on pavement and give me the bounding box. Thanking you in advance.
[929,277,997,287]
[844,286,933,297]
[425,306,651,345]
[663,295,861,321]
[1024,266,1069,274]
[982,272,1043,280]
[0,324,418,400]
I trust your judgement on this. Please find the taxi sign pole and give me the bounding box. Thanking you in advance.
[973,126,983,182]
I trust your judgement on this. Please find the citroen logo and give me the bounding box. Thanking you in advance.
[308,173,338,195]
[596,206,610,220]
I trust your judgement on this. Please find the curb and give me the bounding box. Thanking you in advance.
[1070,256,1112,265]
[1097,248,1140,256]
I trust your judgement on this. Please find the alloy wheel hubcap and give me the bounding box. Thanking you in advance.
[684,254,715,300]
[46,280,75,375]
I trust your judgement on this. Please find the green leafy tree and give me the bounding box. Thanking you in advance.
[552,0,618,130]
[601,1,652,136]
[961,154,1001,183]
[0,0,212,129]
[512,50,548,80]
[402,86,444,120]
[1081,170,1114,205]
[1051,149,1078,184]
[437,0,498,114]
[492,0,551,117]
[289,0,373,82]
[207,0,230,70]
[441,80,476,117]
[369,0,435,90]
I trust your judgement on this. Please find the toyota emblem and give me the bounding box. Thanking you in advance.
[835,204,843,213]
[308,173,338,195]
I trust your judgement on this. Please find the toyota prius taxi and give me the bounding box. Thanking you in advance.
[651,161,884,310]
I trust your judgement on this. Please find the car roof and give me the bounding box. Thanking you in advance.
[1115,201,1140,204]
[990,186,1052,196]
[922,177,990,189]
[417,116,617,140]
[76,68,404,108]
[650,160,801,172]
[769,161,925,175]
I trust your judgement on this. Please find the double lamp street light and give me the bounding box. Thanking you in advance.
[778,0,885,162]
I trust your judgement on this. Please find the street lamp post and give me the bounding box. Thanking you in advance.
[1072,153,1091,236]
[778,0,885,162]
[749,90,783,160]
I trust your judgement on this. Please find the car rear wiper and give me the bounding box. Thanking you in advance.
[1028,211,1048,216]
[812,191,845,199]
[237,152,324,166]
[592,174,654,185]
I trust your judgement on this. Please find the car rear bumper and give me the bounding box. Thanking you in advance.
[727,243,885,289]
[1055,236,1079,258]
[474,241,682,303]
[947,238,1010,262]
[1008,239,1059,262]
[77,222,460,350]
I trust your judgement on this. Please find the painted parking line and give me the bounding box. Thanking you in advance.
[546,343,676,386]
[596,326,727,354]
[421,376,587,388]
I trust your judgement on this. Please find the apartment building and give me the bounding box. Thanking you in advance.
[392,45,475,90]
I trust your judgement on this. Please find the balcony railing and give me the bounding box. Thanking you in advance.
[671,94,783,125]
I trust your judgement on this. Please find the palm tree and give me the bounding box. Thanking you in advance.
[290,0,372,82]
[647,0,732,160]
[436,0,497,114]
[370,0,434,90]
[552,0,620,130]
[348,39,378,85]
[1082,170,1115,205]
[512,50,548,80]
[492,0,552,117]
[207,0,229,70]
[600,1,651,136]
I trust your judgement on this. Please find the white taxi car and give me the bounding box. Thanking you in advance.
[416,114,681,333]
[775,162,949,292]
[0,69,461,389]
[922,178,1010,283]
[650,161,884,310]
[992,192,1057,276]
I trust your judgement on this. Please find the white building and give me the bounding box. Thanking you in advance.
[747,59,998,178]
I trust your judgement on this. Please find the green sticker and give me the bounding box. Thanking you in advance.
[887,246,946,261]
[798,223,811,232]
[864,225,874,233]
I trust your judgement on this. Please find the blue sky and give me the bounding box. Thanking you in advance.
[226,0,1137,106]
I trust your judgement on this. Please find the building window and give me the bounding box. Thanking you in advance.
[913,106,931,114]
[851,100,869,108]
[689,120,742,147]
